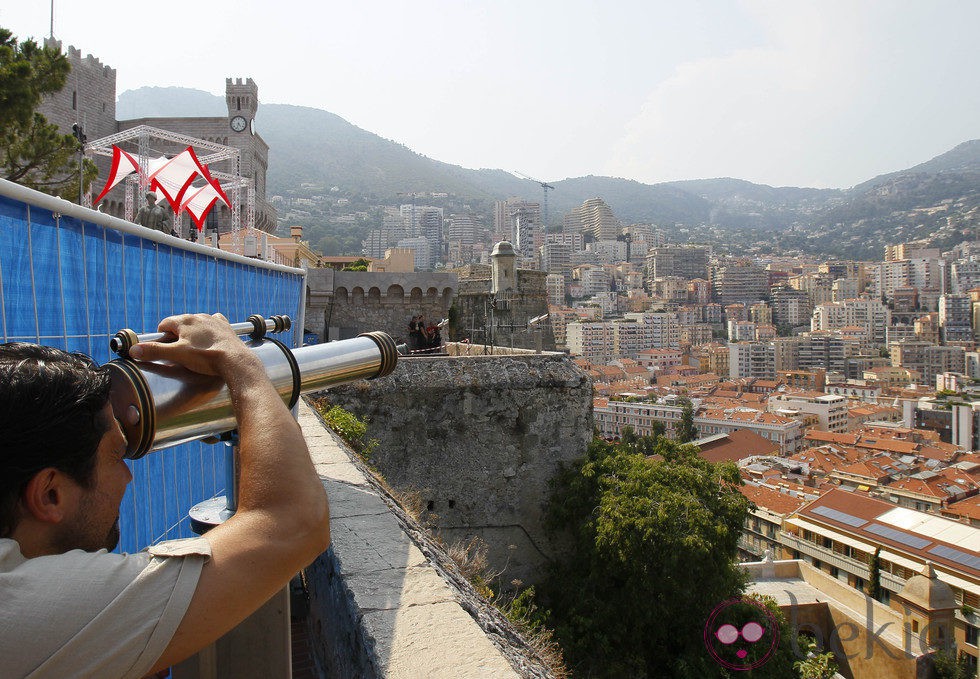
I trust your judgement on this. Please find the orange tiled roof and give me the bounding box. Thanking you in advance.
[740,483,808,516]
[944,494,980,522]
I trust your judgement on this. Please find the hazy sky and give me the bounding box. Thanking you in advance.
[3,1,979,189]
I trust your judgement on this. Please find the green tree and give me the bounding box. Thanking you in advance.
[0,28,96,198]
[794,635,839,679]
[342,257,369,271]
[933,648,973,679]
[541,436,757,677]
[676,398,699,443]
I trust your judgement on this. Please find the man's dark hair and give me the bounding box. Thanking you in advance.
[0,343,111,537]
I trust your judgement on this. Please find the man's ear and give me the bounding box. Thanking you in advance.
[21,468,76,524]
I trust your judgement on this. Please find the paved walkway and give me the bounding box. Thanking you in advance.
[297,400,522,678]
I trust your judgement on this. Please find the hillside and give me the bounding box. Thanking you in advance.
[117,86,980,258]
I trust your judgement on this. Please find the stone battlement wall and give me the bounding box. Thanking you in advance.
[305,269,457,344]
[322,353,593,585]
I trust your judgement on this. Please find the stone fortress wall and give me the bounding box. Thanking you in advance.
[323,352,593,586]
[304,269,458,345]
[38,39,118,193]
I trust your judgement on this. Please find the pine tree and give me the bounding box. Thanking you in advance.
[0,27,96,198]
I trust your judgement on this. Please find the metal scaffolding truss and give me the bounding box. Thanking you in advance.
[85,124,253,234]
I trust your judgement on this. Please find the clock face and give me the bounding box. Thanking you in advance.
[249,118,255,135]
[230,115,247,132]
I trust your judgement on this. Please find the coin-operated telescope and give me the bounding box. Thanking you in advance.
[105,314,398,458]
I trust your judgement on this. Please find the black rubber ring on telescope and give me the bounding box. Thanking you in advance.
[109,359,156,460]
[358,331,398,379]
[110,328,139,356]
[247,314,267,340]
[265,337,302,409]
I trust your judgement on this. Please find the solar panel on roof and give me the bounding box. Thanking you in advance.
[928,545,980,572]
[811,505,868,527]
[865,523,931,550]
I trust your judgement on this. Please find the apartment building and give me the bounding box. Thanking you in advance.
[563,197,620,241]
[637,348,683,372]
[645,245,709,280]
[593,399,803,452]
[778,489,980,671]
[940,293,974,343]
[730,342,776,380]
[811,297,891,347]
[566,322,616,362]
[768,391,849,432]
[566,314,679,361]
[696,407,803,453]
[770,285,812,327]
[728,320,757,342]
[623,312,681,350]
[713,260,769,306]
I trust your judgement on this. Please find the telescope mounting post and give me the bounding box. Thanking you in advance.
[188,429,240,535]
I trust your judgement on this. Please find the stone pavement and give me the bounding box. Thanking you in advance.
[297,400,522,678]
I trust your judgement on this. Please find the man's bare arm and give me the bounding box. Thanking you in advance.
[127,314,330,671]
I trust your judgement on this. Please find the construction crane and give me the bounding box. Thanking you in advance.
[512,171,555,229]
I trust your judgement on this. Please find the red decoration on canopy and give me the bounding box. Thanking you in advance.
[92,146,139,205]
[148,147,212,213]
[92,144,232,231]
[180,183,225,230]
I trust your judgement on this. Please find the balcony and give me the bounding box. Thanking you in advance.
[779,532,906,592]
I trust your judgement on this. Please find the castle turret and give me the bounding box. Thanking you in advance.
[490,241,517,295]
[226,77,258,121]
[896,561,958,652]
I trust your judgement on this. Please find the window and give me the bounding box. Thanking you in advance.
[967,625,979,648]
[72,90,77,110]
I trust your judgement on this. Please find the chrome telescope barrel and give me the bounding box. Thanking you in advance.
[107,331,398,459]
[110,314,292,356]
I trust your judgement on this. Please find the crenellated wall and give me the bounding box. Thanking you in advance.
[304,269,457,344]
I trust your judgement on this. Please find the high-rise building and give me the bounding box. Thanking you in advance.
[512,204,541,260]
[712,261,769,306]
[563,198,620,241]
[951,261,980,294]
[811,297,891,347]
[645,245,709,281]
[545,274,565,306]
[446,213,477,246]
[729,342,776,380]
[540,242,572,277]
[797,332,849,372]
[493,198,540,243]
[939,293,974,343]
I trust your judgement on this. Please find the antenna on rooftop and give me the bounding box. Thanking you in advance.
[50,0,55,38]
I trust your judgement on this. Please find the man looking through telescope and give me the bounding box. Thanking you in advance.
[0,313,331,677]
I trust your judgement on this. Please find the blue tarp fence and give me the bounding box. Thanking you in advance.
[0,180,305,553]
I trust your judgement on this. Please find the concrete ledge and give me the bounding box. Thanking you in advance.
[297,399,544,679]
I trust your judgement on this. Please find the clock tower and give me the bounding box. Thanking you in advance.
[226,77,258,133]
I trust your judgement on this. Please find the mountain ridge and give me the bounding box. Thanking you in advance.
[116,86,980,257]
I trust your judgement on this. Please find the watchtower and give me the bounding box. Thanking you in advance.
[226,78,258,121]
